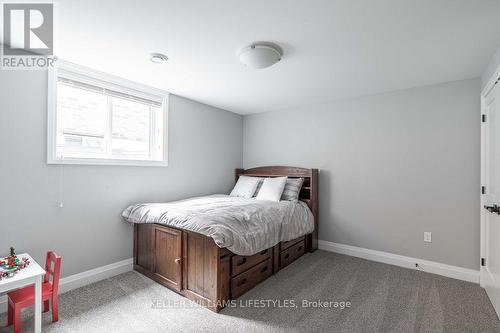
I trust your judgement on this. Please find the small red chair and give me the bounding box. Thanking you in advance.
[7,251,62,333]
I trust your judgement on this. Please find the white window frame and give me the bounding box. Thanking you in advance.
[47,60,169,167]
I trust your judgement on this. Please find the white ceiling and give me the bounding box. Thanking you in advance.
[50,1,500,114]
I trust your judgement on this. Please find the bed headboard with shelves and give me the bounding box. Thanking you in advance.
[235,166,319,251]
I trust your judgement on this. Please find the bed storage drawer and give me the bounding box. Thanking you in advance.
[231,258,272,298]
[280,240,305,268]
[280,236,305,251]
[231,248,271,277]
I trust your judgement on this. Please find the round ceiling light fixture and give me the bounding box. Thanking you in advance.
[239,43,282,69]
[150,53,168,64]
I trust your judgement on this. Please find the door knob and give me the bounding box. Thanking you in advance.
[174,258,181,264]
[484,204,500,215]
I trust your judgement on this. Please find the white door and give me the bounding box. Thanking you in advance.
[481,79,500,318]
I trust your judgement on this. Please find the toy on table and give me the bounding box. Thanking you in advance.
[7,247,16,268]
[0,247,30,280]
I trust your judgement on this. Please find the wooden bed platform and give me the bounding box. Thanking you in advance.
[133,166,318,312]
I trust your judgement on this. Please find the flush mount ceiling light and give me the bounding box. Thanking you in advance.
[150,53,168,64]
[239,43,282,69]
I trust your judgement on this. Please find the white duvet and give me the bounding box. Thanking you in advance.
[122,195,314,256]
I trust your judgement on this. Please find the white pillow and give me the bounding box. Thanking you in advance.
[255,177,288,202]
[230,176,261,198]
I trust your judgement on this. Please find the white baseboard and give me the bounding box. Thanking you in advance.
[318,240,479,284]
[0,244,480,313]
[0,258,133,313]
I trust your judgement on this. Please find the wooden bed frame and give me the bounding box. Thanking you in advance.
[133,166,318,312]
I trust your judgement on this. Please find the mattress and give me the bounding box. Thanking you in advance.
[122,194,314,256]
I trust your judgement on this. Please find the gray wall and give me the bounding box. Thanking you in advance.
[244,79,480,270]
[0,69,243,277]
[483,45,500,89]
[0,69,481,275]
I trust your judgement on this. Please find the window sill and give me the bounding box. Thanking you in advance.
[47,157,168,167]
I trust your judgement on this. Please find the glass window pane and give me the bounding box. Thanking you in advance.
[111,97,151,158]
[56,82,107,157]
[151,105,164,160]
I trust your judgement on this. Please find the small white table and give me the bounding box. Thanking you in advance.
[0,253,45,333]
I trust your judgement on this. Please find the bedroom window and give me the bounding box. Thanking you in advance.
[47,60,168,166]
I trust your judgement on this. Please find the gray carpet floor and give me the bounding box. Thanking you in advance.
[1,251,499,333]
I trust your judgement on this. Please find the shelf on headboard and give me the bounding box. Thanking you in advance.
[238,173,306,178]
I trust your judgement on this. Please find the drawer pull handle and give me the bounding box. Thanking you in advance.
[284,253,290,259]
[237,278,247,287]
[260,250,268,255]
[174,258,181,264]
[297,246,303,252]
[237,258,247,266]
[261,266,268,273]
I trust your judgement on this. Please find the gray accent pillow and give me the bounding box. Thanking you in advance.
[281,178,304,201]
[252,178,264,197]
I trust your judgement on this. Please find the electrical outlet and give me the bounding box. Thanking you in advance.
[424,232,432,243]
